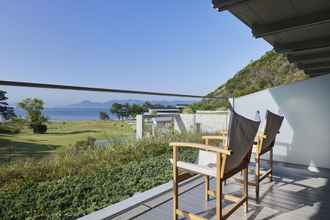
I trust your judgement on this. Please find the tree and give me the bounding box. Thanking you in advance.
[118,105,128,120]
[143,101,153,109]
[111,103,123,119]
[99,111,110,120]
[128,104,145,118]
[18,98,47,133]
[0,90,16,120]
[111,102,147,120]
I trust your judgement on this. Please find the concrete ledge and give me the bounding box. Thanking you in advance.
[78,175,201,220]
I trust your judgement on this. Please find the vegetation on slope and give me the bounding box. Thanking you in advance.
[189,51,307,111]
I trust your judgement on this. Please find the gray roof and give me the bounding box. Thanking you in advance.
[212,0,330,77]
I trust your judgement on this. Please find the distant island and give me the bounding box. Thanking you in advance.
[65,99,194,108]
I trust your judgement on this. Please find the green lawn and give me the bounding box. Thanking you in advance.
[0,120,134,162]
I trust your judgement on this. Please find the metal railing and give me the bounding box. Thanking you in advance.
[0,80,230,100]
[0,79,236,220]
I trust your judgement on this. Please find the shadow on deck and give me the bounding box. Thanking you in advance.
[111,162,330,220]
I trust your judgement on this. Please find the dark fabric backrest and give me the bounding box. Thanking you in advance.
[261,110,284,152]
[224,110,260,174]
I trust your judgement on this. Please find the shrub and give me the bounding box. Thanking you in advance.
[18,98,48,133]
[0,153,194,219]
[0,123,20,134]
[32,123,48,134]
[0,133,199,219]
[99,112,110,120]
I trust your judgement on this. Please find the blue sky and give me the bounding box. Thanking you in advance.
[0,1,271,106]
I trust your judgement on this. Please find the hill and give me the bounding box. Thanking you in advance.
[189,50,308,111]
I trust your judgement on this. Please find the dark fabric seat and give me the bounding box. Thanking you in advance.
[253,110,284,201]
[170,108,260,220]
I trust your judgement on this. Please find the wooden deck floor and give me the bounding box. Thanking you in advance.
[113,161,330,220]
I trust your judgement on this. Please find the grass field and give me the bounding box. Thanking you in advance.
[0,120,134,162]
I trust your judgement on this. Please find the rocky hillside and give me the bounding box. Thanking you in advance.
[189,50,307,111]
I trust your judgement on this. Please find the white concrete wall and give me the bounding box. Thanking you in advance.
[136,115,143,139]
[174,114,196,133]
[232,74,330,170]
[174,111,228,134]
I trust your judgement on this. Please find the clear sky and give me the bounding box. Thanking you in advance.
[0,1,272,107]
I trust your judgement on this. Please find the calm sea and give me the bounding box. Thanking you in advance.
[15,108,116,121]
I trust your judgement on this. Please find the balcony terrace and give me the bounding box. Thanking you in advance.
[81,161,330,220]
[1,0,330,219]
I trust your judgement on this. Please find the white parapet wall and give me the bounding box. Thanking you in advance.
[136,114,144,140]
[136,111,229,139]
[232,74,330,170]
[174,111,229,134]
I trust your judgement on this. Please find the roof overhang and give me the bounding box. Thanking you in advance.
[212,0,330,77]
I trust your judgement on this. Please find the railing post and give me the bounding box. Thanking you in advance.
[136,114,144,140]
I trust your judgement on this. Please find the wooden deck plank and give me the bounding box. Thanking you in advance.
[114,163,330,220]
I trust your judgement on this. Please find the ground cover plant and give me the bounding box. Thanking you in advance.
[0,132,200,219]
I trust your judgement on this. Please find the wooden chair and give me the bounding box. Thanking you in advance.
[210,110,284,202]
[251,110,284,202]
[170,110,260,220]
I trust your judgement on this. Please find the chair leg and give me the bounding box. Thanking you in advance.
[216,178,222,220]
[240,170,244,189]
[244,167,248,213]
[173,180,178,220]
[269,149,273,182]
[204,176,209,202]
[255,156,260,202]
[172,147,178,220]
[216,153,222,220]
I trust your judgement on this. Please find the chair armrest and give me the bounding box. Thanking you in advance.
[257,133,267,140]
[255,133,267,153]
[220,130,228,134]
[202,135,227,141]
[169,142,231,155]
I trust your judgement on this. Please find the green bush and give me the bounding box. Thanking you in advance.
[0,124,20,134]
[0,121,22,134]
[31,123,48,134]
[0,155,176,219]
[0,133,199,219]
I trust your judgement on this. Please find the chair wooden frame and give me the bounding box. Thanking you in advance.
[170,141,249,220]
[202,135,228,195]
[214,129,279,202]
[252,132,276,202]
